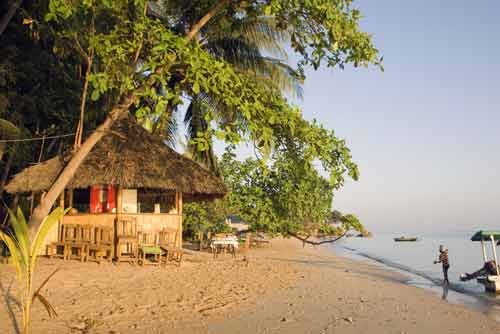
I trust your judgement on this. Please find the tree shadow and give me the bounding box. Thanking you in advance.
[0,278,21,334]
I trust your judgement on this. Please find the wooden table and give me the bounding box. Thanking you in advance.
[211,236,239,258]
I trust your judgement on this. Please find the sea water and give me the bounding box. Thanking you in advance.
[330,233,500,320]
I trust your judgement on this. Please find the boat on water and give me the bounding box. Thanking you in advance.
[466,230,500,293]
[393,236,418,242]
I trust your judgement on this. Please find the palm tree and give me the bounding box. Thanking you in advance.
[0,207,67,334]
[147,2,302,172]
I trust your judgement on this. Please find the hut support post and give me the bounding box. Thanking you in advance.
[481,240,487,263]
[246,232,252,249]
[116,186,123,215]
[176,191,183,248]
[58,191,64,242]
[114,186,123,258]
[490,235,500,276]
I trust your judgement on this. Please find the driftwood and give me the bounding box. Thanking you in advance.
[288,230,348,247]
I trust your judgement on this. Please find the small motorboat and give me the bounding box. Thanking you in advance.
[467,230,500,293]
[394,236,418,242]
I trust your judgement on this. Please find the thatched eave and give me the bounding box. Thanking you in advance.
[5,117,227,199]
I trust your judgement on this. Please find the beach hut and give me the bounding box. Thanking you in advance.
[5,116,227,261]
[225,215,249,232]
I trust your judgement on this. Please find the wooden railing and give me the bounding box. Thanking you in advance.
[63,213,181,231]
[44,213,183,249]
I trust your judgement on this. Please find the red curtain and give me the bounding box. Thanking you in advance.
[90,186,101,213]
[90,185,116,213]
[107,185,116,213]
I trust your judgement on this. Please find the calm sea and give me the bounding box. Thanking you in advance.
[330,233,500,320]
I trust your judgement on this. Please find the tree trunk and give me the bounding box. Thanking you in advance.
[0,0,23,37]
[28,92,135,240]
[27,0,229,240]
[74,54,93,150]
[184,0,229,41]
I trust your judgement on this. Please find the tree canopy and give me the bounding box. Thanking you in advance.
[183,146,365,242]
[0,0,380,237]
[42,0,378,182]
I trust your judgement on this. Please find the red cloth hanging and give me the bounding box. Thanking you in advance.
[90,186,101,213]
[107,185,116,213]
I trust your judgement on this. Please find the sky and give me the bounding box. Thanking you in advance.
[295,0,500,234]
[206,0,500,234]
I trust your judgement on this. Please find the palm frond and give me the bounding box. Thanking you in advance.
[0,118,20,139]
[184,96,220,174]
[151,112,178,148]
[0,207,66,334]
[205,37,262,70]
[33,267,61,318]
[154,3,304,153]
[204,16,290,59]
[34,292,58,318]
[205,38,302,98]
[244,57,304,99]
[230,16,290,60]
[7,208,29,263]
[0,230,23,279]
[30,207,67,270]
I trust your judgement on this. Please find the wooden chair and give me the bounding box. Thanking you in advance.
[88,226,113,263]
[116,217,138,264]
[138,231,162,266]
[64,224,93,262]
[62,224,80,261]
[159,229,183,266]
[46,224,68,259]
[80,224,95,261]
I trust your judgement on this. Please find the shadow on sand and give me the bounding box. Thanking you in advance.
[0,278,21,334]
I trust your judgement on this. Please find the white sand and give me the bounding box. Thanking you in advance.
[1,238,498,333]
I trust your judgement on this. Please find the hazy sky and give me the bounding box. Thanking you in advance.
[207,1,500,234]
[295,0,500,233]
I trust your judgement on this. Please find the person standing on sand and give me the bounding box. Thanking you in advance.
[434,245,450,285]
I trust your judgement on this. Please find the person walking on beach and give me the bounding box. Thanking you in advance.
[434,245,450,285]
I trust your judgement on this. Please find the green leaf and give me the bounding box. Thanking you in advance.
[0,230,24,280]
[30,207,68,270]
[192,82,200,95]
[90,90,100,101]
[7,208,29,262]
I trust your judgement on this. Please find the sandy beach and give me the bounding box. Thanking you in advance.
[1,238,499,334]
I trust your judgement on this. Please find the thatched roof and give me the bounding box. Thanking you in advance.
[5,116,227,199]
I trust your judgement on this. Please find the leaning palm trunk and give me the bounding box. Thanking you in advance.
[28,93,134,241]
[0,207,67,334]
